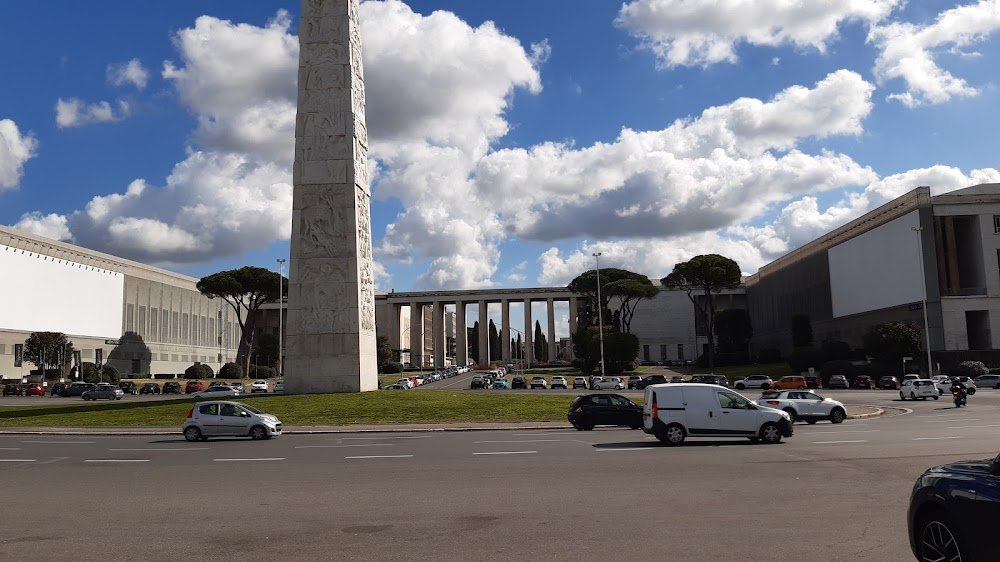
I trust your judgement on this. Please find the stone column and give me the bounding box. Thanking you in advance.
[409,302,422,368]
[478,300,489,365]
[432,301,444,369]
[388,302,400,362]
[523,298,533,366]
[547,297,557,362]
[568,297,578,360]
[286,0,377,393]
[501,300,511,362]
[455,301,467,366]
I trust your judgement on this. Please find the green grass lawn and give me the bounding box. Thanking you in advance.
[0,391,621,427]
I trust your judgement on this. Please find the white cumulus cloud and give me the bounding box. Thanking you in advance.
[0,119,38,189]
[55,98,130,128]
[616,0,900,68]
[107,58,149,89]
[12,212,71,241]
[870,0,1000,107]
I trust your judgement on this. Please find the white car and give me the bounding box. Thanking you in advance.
[899,379,939,401]
[551,376,568,389]
[396,378,415,389]
[973,374,1000,389]
[530,377,548,389]
[593,377,625,390]
[273,380,284,393]
[933,376,976,396]
[250,380,268,393]
[183,401,282,441]
[754,390,847,424]
[733,375,773,390]
[191,386,239,398]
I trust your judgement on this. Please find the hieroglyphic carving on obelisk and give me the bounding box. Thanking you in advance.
[286,0,377,393]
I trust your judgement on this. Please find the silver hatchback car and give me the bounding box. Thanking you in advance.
[182,401,283,441]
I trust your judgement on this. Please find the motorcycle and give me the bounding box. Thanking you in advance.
[953,390,967,408]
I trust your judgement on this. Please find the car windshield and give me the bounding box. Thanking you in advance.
[241,405,264,414]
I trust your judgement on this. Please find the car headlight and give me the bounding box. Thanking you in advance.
[781,412,790,420]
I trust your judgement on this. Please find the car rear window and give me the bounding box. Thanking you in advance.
[759,391,781,399]
[914,381,932,386]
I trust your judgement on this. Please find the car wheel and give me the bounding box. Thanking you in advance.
[899,392,905,400]
[656,423,685,446]
[968,389,976,395]
[759,422,782,444]
[911,392,916,400]
[783,408,797,422]
[735,384,745,390]
[108,395,116,401]
[83,395,91,401]
[761,384,770,390]
[933,395,939,400]
[249,425,269,440]
[183,426,202,442]
[916,510,966,562]
[830,408,846,424]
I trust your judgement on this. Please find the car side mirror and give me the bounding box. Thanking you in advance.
[747,403,757,410]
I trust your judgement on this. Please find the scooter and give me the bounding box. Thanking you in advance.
[953,390,967,408]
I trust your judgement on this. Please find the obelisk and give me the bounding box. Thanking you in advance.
[285,0,378,393]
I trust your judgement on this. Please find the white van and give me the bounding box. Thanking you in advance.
[642,383,793,445]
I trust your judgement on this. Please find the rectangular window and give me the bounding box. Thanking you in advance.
[660,344,667,361]
[677,344,685,361]
[172,312,179,343]
[642,345,650,361]
[138,306,146,338]
[182,313,189,343]
[126,304,134,333]
[209,318,215,345]
[201,317,207,346]
[994,215,1000,233]
[150,309,159,342]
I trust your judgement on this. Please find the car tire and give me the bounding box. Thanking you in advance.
[911,392,916,400]
[656,423,685,446]
[761,384,770,390]
[108,395,116,401]
[249,425,269,440]
[783,408,797,422]
[830,408,846,424]
[899,393,905,400]
[735,384,745,390]
[968,389,976,395]
[183,426,202,442]
[933,395,939,400]
[759,422,782,444]
[916,509,966,562]
[83,395,91,401]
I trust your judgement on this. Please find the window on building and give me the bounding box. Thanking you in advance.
[182,313,189,344]
[660,344,667,361]
[150,309,158,342]
[677,344,684,361]
[994,215,1000,233]
[172,312,179,343]
[643,345,650,361]
[126,304,134,333]
[138,306,146,338]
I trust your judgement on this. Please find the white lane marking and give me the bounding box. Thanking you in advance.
[596,448,652,452]
[0,447,21,450]
[84,459,150,463]
[109,448,209,451]
[919,413,974,418]
[295,444,392,449]
[213,458,285,462]
[340,436,431,441]
[947,424,1000,429]
[923,419,977,423]
[802,430,880,435]
[511,432,579,436]
[812,440,868,444]
[913,437,963,441]
[22,441,96,444]
[473,439,565,444]
[472,451,537,455]
[0,459,35,462]
[344,455,414,459]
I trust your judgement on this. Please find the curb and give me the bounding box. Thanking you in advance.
[847,408,884,420]
[0,424,577,436]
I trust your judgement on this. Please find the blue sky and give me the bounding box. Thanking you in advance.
[2,0,999,294]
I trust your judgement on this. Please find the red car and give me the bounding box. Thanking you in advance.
[185,381,205,394]
[24,383,45,396]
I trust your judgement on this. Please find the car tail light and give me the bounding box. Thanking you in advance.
[766,401,780,405]
[652,399,658,418]
[186,407,194,418]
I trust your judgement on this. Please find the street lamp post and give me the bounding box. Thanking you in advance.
[593,252,606,376]
[276,258,285,377]
[912,227,934,376]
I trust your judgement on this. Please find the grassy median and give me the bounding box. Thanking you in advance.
[0,391,611,427]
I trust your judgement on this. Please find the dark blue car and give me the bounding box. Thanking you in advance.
[908,452,1000,561]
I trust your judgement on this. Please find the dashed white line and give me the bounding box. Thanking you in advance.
[596,448,652,452]
[511,432,578,436]
[213,458,285,462]
[913,437,963,441]
[340,436,431,441]
[947,424,1000,429]
[472,451,537,455]
[473,439,565,444]
[919,413,973,418]
[923,419,977,423]
[84,459,150,463]
[295,444,393,449]
[803,430,880,435]
[0,459,35,462]
[0,447,21,450]
[22,441,96,444]
[812,440,868,444]
[344,455,414,459]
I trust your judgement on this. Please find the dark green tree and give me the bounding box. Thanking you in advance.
[80,362,101,384]
[863,321,922,372]
[661,254,742,369]
[23,331,75,376]
[791,315,813,347]
[376,335,392,370]
[101,364,121,383]
[568,268,658,333]
[254,333,280,367]
[468,321,479,365]
[197,266,287,377]
[534,320,547,362]
[489,320,501,361]
[219,362,243,379]
[714,308,753,353]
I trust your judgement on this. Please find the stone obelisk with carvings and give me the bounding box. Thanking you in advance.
[286,0,378,393]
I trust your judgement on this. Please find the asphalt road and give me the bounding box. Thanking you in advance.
[2,394,998,561]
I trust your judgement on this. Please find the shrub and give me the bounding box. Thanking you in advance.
[219,362,243,379]
[788,347,825,373]
[989,367,1000,376]
[80,362,101,384]
[819,360,856,387]
[381,363,403,374]
[184,364,214,380]
[756,348,782,363]
[957,361,989,378]
[248,365,277,379]
[101,365,121,383]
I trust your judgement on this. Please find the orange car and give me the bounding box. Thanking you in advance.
[771,376,808,390]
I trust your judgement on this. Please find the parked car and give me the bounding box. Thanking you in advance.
[140,383,161,395]
[770,376,807,390]
[634,375,668,390]
[804,375,820,389]
[551,376,568,389]
[397,378,415,389]
[384,384,408,390]
[59,382,96,397]
[593,377,625,390]
[118,381,138,395]
[24,383,45,396]
[878,376,899,389]
[82,384,124,401]
[907,451,1000,561]
[182,401,282,441]
[572,377,588,389]
[208,381,229,388]
[568,393,643,431]
[273,380,284,393]
[669,375,685,384]
[754,390,847,424]
[935,376,977,396]
[852,375,875,389]
[491,378,510,390]
[49,382,67,396]
[642,383,793,445]
[733,375,773,391]
[827,375,849,389]
[511,376,528,389]
[900,379,939,401]
[470,375,487,389]
[627,375,643,389]
[689,374,714,384]
[250,380,268,393]
[973,374,1000,389]
[3,384,23,397]
[191,386,240,399]
[185,381,205,394]
[530,377,548,389]
[710,375,730,388]
[162,382,183,395]
[229,383,245,394]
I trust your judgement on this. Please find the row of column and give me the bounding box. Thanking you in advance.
[388,297,579,368]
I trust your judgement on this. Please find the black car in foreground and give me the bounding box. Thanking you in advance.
[909,451,1000,561]
[568,393,642,431]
